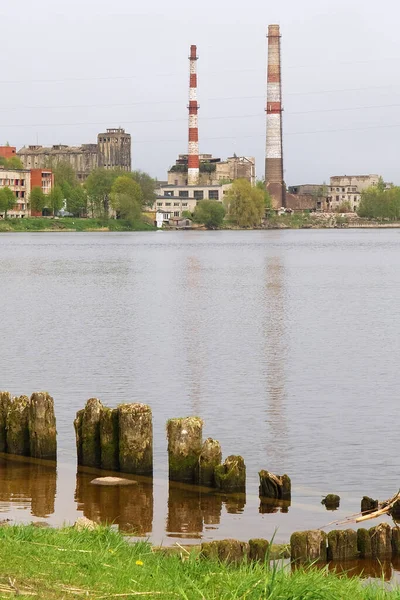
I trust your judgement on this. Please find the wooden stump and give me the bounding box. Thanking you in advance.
[100,407,119,471]
[29,392,57,460]
[118,403,153,475]
[369,522,392,559]
[259,470,291,501]
[214,455,246,493]
[81,398,103,468]
[196,438,221,487]
[0,392,12,453]
[6,395,31,456]
[166,417,203,483]
[290,530,327,562]
[327,529,358,561]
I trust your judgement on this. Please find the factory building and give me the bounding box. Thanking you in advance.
[168,154,255,187]
[17,128,131,181]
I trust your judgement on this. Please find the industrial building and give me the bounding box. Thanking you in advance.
[327,175,381,212]
[168,154,255,187]
[17,128,131,181]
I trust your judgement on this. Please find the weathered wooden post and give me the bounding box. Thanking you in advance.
[259,470,291,501]
[290,530,327,562]
[249,539,270,562]
[167,417,203,483]
[201,540,249,564]
[196,438,222,487]
[0,392,12,453]
[29,392,57,460]
[118,403,153,475]
[214,455,246,493]
[369,523,392,559]
[100,407,119,471]
[75,398,103,468]
[6,395,31,456]
[327,530,358,561]
[357,528,372,558]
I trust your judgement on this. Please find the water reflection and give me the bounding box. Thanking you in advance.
[259,497,291,514]
[75,469,153,535]
[167,483,246,539]
[0,454,56,518]
[263,256,289,467]
[297,559,395,582]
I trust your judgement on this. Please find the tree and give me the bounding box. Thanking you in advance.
[0,156,24,169]
[358,186,400,221]
[30,187,46,214]
[256,180,272,210]
[193,200,225,228]
[0,187,16,218]
[48,185,64,216]
[85,168,115,218]
[51,161,78,190]
[111,176,143,223]
[224,179,266,227]
[130,170,156,207]
[66,185,87,217]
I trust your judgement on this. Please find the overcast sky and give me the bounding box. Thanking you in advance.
[1,0,399,184]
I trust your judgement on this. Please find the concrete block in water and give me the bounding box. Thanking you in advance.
[81,398,103,468]
[201,539,249,564]
[357,528,372,558]
[0,392,12,452]
[167,417,203,483]
[100,407,119,471]
[74,409,84,466]
[118,403,153,475]
[369,522,392,559]
[214,455,246,493]
[327,529,358,561]
[29,392,57,460]
[290,530,327,562]
[259,470,291,501]
[6,395,31,456]
[249,538,270,562]
[196,438,221,487]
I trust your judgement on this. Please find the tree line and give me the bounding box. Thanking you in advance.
[357,183,400,221]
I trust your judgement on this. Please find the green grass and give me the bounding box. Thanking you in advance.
[265,213,314,229]
[0,218,155,232]
[0,525,399,599]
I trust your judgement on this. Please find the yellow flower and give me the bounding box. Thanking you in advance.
[108,549,115,554]
[136,560,144,566]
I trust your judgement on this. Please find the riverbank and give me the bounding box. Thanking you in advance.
[0,525,398,599]
[0,218,155,232]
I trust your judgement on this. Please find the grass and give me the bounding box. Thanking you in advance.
[0,525,399,599]
[0,218,155,233]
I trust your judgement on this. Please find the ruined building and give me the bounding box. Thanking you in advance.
[168,154,255,186]
[17,128,131,181]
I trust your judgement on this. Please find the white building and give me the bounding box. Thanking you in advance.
[153,183,232,218]
[327,175,381,212]
[0,168,31,218]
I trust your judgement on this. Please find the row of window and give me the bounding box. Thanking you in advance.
[163,190,219,200]
[157,202,188,208]
[0,179,25,186]
[331,186,358,193]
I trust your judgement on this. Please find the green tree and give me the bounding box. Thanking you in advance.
[52,161,78,190]
[256,180,272,209]
[358,186,400,221]
[30,187,46,214]
[130,170,156,207]
[193,200,225,228]
[48,185,64,216]
[111,176,143,223]
[85,168,115,218]
[0,187,16,218]
[224,179,266,227]
[66,185,87,217]
[0,156,24,169]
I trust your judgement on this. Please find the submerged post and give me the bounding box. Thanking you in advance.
[167,417,203,483]
[259,470,291,501]
[6,395,31,456]
[80,398,103,468]
[196,438,222,487]
[118,403,153,475]
[0,391,12,453]
[29,392,57,460]
[214,455,246,493]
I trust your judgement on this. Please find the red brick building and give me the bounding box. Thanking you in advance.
[0,146,17,160]
[30,169,54,216]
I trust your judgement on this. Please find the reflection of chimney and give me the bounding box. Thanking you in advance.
[188,45,200,186]
[265,25,285,208]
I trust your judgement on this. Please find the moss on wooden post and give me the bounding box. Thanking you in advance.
[249,539,270,562]
[74,409,84,466]
[167,417,203,483]
[361,496,378,514]
[327,529,358,561]
[357,528,372,558]
[369,523,392,559]
[6,395,31,456]
[201,539,249,564]
[28,392,57,460]
[290,530,327,563]
[0,391,12,453]
[259,470,291,501]
[196,438,221,487]
[392,528,400,556]
[81,398,103,468]
[118,403,153,475]
[214,455,246,493]
[100,407,119,471]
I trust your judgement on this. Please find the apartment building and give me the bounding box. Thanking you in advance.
[153,183,231,219]
[0,168,31,217]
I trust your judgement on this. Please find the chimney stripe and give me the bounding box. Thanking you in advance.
[188,44,199,186]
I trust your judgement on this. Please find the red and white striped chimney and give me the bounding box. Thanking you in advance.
[265,25,285,208]
[188,45,200,186]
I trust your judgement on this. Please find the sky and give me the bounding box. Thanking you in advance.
[1,0,400,185]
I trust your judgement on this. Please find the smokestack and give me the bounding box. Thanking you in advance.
[188,45,199,186]
[265,25,285,209]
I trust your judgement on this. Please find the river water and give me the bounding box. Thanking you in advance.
[0,230,399,571]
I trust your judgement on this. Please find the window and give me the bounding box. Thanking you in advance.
[336,187,340,192]
[354,196,358,201]
[182,202,188,207]
[174,211,180,217]
[157,202,162,207]
[165,202,171,206]
[174,202,180,206]
[352,187,357,192]
[194,190,203,200]
[179,190,189,198]
[336,196,339,201]
[21,180,25,186]
[342,188,345,192]
[174,180,178,186]
[164,190,174,197]
[209,190,219,200]
[21,191,25,198]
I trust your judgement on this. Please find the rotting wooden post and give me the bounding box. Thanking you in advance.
[81,398,103,468]
[259,470,291,501]
[100,407,119,471]
[290,530,327,563]
[0,392,12,453]
[214,455,246,493]
[167,417,203,483]
[392,528,400,556]
[327,529,358,561]
[196,438,221,487]
[6,395,31,456]
[369,522,392,559]
[201,539,249,564]
[357,528,372,558]
[29,392,57,460]
[118,403,153,475]
[74,409,84,466]
[249,539,270,562]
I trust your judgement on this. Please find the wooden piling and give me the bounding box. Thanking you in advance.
[167,417,203,483]
[29,392,57,460]
[118,403,153,475]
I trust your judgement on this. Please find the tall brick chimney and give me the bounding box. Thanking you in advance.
[188,45,200,186]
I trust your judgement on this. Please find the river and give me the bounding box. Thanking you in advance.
[0,230,399,567]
